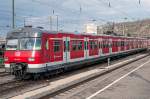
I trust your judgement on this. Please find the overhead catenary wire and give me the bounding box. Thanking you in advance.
[98,0,135,20]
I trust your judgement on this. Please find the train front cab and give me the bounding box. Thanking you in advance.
[4,28,45,78]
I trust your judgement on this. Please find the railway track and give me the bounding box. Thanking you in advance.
[0,53,148,99]
[0,65,4,68]
[0,79,49,98]
[0,80,20,92]
[0,72,10,77]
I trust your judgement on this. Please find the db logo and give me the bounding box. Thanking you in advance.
[15,52,21,56]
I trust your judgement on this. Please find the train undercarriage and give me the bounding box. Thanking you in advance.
[10,63,29,79]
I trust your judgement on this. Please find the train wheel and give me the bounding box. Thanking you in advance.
[33,73,41,80]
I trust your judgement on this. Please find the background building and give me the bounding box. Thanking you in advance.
[97,19,150,38]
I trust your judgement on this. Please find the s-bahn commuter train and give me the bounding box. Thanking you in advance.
[4,26,149,79]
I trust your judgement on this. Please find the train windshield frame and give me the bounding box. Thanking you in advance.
[6,37,41,51]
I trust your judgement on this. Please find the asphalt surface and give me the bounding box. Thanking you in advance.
[48,55,150,99]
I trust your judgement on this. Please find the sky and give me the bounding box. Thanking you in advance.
[1,0,150,37]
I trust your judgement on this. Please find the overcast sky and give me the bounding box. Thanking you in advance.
[1,0,150,36]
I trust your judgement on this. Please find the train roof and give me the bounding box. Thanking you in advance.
[6,26,43,39]
[6,27,147,40]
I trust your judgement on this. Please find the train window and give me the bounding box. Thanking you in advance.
[99,42,101,48]
[107,40,109,48]
[108,41,110,48]
[120,41,122,46]
[94,42,97,49]
[115,41,117,47]
[113,41,115,47]
[113,41,116,47]
[78,41,82,50]
[46,40,49,50]
[117,41,120,47]
[72,40,77,51]
[102,39,109,48]
[104,41,106,48]
[102,41,104,48]
[104,39,110,48]
[90,41,93,49]
[124,41,126,46]
[54,40,60,52]
[20,38,41,50]
[122,41,124,46]
[6,39,18,50]
[90,41,97,49]
[72,40,82,51]
[91,42,93,49]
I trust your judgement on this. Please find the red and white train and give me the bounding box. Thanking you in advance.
[4,26,149,79]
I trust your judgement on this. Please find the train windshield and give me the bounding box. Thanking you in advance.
[6,39,18,50]
[20,38,41,50]
[6,38,41,50]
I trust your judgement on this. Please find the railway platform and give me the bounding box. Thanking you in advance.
[86,56,150,99]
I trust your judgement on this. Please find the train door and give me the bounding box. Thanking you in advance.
[118,39,121,52]
[63,37,70,63]
[141,40,143,48]
[131,39,134,49]
[42,34,50,63]
[124,39,127,51]
[134,39,137,49]
[138,40,140,48]
[112,39,115,53]
[84,37,89,59]
[140,40,142,48]
[135,39,137,49]
[120,39,125,51]
[129,39,131,50]
[98,38,102,56]
[49,38,63,62]
[109,38,112,54]
[132,39,134,49]
[126,39,130,50]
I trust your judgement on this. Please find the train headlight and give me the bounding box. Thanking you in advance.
[28,58,35,62]
[4,57,8,62]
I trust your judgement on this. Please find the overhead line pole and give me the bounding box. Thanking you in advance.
[56,15,58,31]
[49,16,52,31]
[12,0,15,28]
